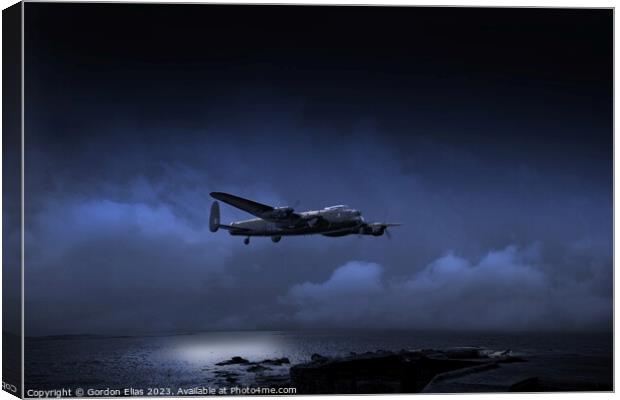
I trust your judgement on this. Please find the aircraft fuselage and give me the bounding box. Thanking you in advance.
[228,207,362,237]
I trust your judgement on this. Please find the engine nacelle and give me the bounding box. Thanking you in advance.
[359,224,385,236]
[271,236,282,243]
[264,207,294,219]
[371,225,385,236]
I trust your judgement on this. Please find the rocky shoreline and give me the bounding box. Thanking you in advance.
[213,346,612,394]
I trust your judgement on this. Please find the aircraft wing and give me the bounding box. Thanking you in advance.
[210,192,301,223]
[210,192,274,217]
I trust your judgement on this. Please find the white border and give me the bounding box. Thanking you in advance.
[0,2,616,400]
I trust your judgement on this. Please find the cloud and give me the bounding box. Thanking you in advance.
[24,191,237,336]
[282,245,611,331]
[284,261,385,326]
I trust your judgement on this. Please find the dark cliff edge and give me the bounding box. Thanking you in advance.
[289,347,610,394]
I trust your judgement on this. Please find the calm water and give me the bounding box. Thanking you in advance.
[25,330,612,393]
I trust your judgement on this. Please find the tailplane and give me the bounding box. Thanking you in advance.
[209,201,220,232]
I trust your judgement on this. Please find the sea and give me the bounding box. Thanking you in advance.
[24,330,613,394]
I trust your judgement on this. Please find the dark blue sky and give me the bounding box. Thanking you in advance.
[22,4,612,335]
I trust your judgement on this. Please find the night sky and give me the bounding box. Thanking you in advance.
[22,4,612,336]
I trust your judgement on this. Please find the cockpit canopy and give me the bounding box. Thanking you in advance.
[322,205,362,217]
[323,205,349,210]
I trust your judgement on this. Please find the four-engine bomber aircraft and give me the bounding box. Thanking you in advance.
[209,192,401,245]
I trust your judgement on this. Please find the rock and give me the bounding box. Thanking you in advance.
[247,364,271,373]
[291,350,492,394]
[509,377,540,391]
[214,370,240,384]
[444,347,483,359]
[261,357,290,366]
[311,353,328,362]
[215,356,250,366]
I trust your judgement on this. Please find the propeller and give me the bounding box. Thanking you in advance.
[381,223,402,239]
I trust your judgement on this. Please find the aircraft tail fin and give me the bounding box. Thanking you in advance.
[209,201,221,232]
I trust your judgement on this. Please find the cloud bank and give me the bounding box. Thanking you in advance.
[283,245,611,331]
